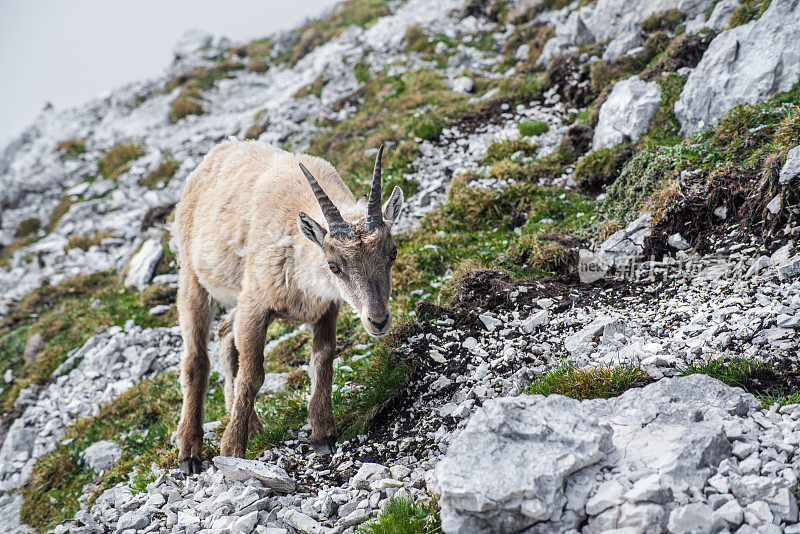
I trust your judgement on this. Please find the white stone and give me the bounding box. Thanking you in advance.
[668,233,690,251]
[80,440,122,474]
[212,457,294,493]
[452,76,474,94]
[521,309,548,333]
[779,145,800,184]
[124,237,163,290]
[593,76,661,149]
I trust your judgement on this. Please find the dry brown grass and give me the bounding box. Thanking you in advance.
[294,73,326,99]
[247,59,270,74]
[47,196,75,233]
[643,178,682,225]
[98,143,144,180]
[169,89,204,123]
[65,232,115,252]
[139,159,181,189]
[54,138,87,159]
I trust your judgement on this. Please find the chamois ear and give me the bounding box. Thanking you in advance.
[297,211,326,248]
[382,186,404,224]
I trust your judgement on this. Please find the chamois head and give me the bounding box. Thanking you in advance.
[297,146,404,337]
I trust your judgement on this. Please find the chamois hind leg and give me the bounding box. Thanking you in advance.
[176,266,212,475]
[308,303,339,455]
[219,309,263,437]
[221,296,269,458]
[218,312,238,413]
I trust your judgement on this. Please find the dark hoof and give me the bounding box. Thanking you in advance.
[311,436,337,455]
[179,457,203,475]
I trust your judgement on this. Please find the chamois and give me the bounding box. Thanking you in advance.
[172,140,403,474]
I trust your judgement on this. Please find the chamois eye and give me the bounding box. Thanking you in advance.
[389,248,397,261]
[328,262,340,274]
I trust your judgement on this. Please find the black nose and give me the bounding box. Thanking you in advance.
[368,315,389,330]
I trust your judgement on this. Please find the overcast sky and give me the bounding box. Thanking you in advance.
[0,0,337,147]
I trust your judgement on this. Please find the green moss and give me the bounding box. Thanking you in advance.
[98,143,144,180]
[354,61,371,84]
[574,145,633,194]
[525,362,651,399]
[518,120,549,137]
[139,159,181,189]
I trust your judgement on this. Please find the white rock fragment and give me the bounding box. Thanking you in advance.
[592,76,661,149]
[80,440,122,474]
[212,457,295,493]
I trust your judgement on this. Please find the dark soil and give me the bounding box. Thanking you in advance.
[140,203,176,232]
[643,165,797,259]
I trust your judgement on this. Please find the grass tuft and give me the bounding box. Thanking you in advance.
[65,232,115,252]
[360,497,441,534]
[525,362,651,400]
[169,89,204,123]
[641,9,685,32]
[98,143,144,180]
[54,138,87,160]
[518,120,549,137]
[680,356,773,389]
[139,159,181,189]
[574,145,633,194]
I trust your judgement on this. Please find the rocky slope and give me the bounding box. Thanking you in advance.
[0,0,799,533]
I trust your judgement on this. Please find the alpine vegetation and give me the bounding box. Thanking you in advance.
[1,0,800,532]
[173,140,403,472]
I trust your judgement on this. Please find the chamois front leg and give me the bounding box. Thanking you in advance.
[309,303,340,455]
[220,298,269,458]
[177,267,212,475]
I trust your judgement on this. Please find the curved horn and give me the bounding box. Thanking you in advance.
[298,162,353,237]
[365,145,384,233]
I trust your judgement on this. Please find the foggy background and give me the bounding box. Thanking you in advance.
[0,0,337,147]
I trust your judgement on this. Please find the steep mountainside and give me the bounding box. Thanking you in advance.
[0,0,799,533]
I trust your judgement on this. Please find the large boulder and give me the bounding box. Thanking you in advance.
[592,76,661,150]
[436,395,613,533]
[436,376,763,534]
[675,0,800,135]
